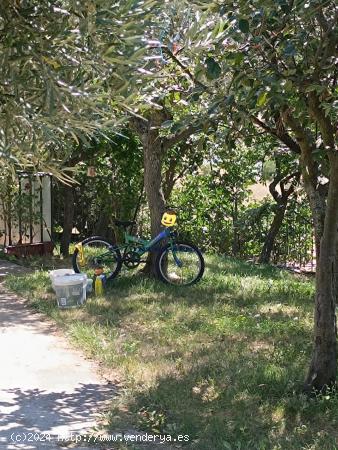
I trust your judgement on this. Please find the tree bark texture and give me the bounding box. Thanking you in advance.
[303,90,338,390]
[143,141,166,275]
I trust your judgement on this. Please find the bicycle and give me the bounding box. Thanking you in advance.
[72,209,205,286]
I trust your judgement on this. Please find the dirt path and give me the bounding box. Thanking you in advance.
[0,261,115,449]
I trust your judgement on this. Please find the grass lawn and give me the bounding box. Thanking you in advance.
[5,255,338,450]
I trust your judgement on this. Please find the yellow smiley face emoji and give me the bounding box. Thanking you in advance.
[161,211,177,227]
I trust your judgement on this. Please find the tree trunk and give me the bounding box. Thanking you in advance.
[130,110,171,277]
[93,208,110,236]
[259,201,287,264]
[130,109,202,276]
[281,108,336,391]
[335,237,338,301]
[60,185,75,257]
[143,141,166,276]
[302,176,326,261]
[304,155,338,392]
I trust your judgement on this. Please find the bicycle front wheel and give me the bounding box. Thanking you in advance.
[156,241,205,286]
[72,236,122,281]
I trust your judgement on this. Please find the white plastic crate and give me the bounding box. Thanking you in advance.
[53,274,87,308]
[49,268,75,288]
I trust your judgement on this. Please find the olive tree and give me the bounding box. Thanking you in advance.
[0,0,154,174]
[183,0,337,391]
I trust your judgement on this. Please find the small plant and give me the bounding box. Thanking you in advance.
[137,407,166,433]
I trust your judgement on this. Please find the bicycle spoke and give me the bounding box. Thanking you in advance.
[74,239,121,280]
[158,243,203,286]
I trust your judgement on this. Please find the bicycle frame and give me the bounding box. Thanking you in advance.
[122,227,174,256]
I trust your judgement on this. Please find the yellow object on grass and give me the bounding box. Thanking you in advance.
[94,276,104,296]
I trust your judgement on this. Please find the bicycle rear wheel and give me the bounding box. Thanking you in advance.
[72,236,122,281]
[156,241,204,286]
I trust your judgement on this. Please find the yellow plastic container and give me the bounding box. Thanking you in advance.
[94,276,104,295]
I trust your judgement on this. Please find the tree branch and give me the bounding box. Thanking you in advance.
[269,173,284,202]
[280,170,300,197]
[251,115,301,154]
[269,170,299,203]
[163,122,203,151]
[162,46,209,91]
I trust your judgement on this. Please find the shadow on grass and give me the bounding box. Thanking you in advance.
[5,262,315,352]
[104,261,314,311]
[117,340,337,450]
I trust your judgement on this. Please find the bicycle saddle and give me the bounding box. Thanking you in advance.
[114,220,136,228]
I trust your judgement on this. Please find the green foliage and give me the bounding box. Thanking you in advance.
[0,0,156,174]
[262,159,276,181]
[205,57,222,80]
[240,196,313,265]
[173,171,234,252]
[168,133,311,264]
[274,196,313,266]
[181,0,337,152]
[171,140,260,253]
[53,130,143,238]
